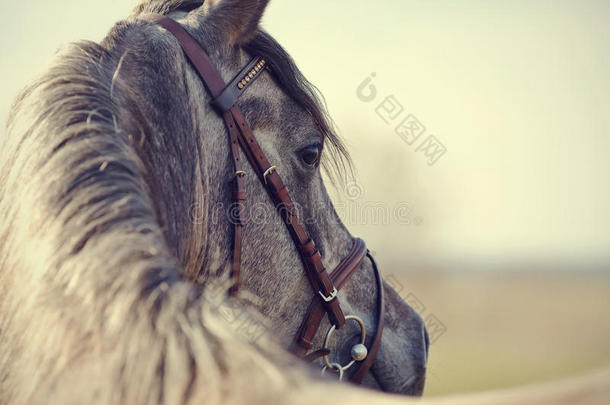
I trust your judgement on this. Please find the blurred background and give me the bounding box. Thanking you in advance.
[1,0,608,397]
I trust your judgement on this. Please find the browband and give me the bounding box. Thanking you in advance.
[211,57,267,113]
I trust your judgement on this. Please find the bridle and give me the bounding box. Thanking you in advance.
[153,14,385,386]
[152,15,385,384]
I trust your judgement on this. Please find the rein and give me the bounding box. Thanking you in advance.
[152,15,384,384]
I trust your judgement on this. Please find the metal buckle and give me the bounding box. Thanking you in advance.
[318,287,338,303]
[263,165,277,185]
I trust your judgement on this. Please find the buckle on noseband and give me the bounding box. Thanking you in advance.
[234,170,247,177]
[318,287,338,303]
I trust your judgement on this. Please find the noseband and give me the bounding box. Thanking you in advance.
[153,16,384,384]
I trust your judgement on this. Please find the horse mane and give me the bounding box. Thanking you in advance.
[0,3,350,402]
[1,33,301,402]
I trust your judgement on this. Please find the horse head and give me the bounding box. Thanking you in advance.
[0,0,428,400]
[131,0,429,393]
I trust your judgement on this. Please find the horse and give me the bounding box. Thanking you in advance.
[0,0,429,403]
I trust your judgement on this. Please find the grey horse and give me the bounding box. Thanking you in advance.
[0,1,428,403]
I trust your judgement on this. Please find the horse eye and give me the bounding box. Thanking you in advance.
[299,144,322,168]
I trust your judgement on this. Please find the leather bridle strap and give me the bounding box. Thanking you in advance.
[290,240,385,383]
[231,103,347,327]
[222,110,246,296]
[152,15,346,328]
[152,15,384,384]
[211,56,265,113]
[353,252,384,383]
[290,238,368,356]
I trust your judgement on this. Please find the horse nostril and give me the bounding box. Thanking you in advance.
[423,323,430,358]
[406,368,427,396]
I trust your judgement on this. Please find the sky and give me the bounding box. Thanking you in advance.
[1,0,608,269]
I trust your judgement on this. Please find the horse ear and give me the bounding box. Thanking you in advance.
[203,0,270,45]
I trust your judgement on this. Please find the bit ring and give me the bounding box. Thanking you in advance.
[322,315,367,372]
[321,362,345,381]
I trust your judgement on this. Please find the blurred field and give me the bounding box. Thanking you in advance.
[389,268,610,397]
